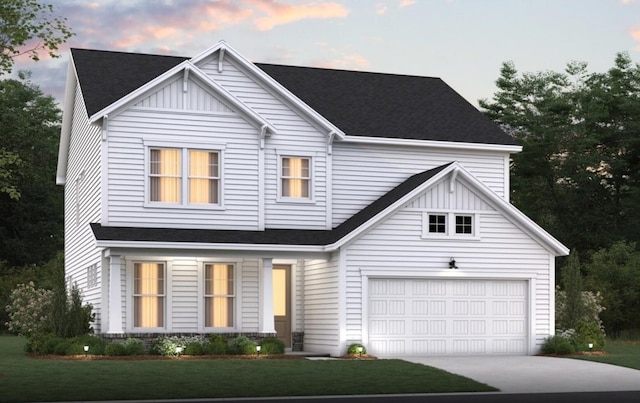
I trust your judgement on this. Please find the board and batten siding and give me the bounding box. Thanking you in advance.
[344,182,554,353]
[303,256,341,355]
[198,55,330,229]
[64,83,104,332]
[331,142,509,227]
[105,108,262,229]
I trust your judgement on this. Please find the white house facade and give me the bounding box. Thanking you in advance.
[56,41,568,356]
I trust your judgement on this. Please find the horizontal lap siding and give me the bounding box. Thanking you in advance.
[345,209,552,352]
[65,84,104,331]
[106,109,261,229]
[201,57,329,229]
[303,257,340,354]
[170,260,198,332]
[240,259,259,332]
[331,143,507,226]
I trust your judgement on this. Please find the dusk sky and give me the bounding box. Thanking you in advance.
[7,0,640,108]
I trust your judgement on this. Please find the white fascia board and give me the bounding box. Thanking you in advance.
[196,41,346,141]
[325,164,458,251]
[454,165,569,256]
[56,59,79,185]
[87,59,193,123]
[95,240,326,253]
[187,65,277,134]
[342,135,522,153]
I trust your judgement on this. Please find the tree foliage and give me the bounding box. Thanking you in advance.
[0,0,73,74]
[480,53,640,256]
[0,74,63,266]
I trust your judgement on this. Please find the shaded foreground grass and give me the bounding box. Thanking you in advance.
[0,336,496,402]
[570,339,640,370]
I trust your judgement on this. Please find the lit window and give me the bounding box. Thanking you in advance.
[150,148,181,203]
[133,263,165,328]
[429,214,447,233]
[456,215,473,234]
[205,264,234,328]
[281,157,310,198]
[189,150,219,204]
[149,148,220,205]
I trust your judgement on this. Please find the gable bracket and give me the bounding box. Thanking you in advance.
[182,66,190,93]
[101,115,109,141]
[259,125,269,149]
[450,167,459,193]
[327,131,337,155]
[218,48,225,73]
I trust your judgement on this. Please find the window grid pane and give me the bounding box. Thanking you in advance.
[133,263,165,327]
[205,264,234,328]
[149,149,181,203]
[282,157,310,198]
[189,151,219,204]
[456,215,473,234]
[429,214,447,233]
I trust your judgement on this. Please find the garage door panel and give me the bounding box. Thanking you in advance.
[368,279,528,356]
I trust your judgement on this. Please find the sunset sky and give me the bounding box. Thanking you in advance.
[7,0,640,108]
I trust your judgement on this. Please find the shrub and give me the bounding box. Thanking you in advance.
[104,343,127,356]
[541,335,575,355]
[124,338,144,355]
[184,341,206,355]
[228,335,256,355]
[53,339,72,355]
[150,335,206,356]
[206,334,228,355]
[573,320,606,351]
[347,343,367,355]
[5,282,54,337]
[259,337,285,355]
[41,336,66,355]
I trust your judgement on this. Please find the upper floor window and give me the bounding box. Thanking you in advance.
[281,157,310,199]
[148,147,220,206]
[423,212,479,239]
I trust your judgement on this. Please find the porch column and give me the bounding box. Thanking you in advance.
[259,258,276,333]
[107,254,124,334]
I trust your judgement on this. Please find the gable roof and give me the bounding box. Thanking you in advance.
[69,45,517,146]
[91,162,568,256]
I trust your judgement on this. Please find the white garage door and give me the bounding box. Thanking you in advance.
[368,279,528,356]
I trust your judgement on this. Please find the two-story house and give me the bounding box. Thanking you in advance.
[56,41,568,356]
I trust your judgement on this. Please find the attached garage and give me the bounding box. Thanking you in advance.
[367,278,529,356]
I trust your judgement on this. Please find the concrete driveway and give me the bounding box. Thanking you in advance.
[402,355,640,393]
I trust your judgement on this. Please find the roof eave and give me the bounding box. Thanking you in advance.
[342,135,522,153]
[56,58,79,185]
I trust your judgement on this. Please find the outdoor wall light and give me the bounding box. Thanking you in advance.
[83,345,89,357]
[449,258,458,269]
[256,345,261,355]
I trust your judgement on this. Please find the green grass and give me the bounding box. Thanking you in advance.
[570,339,640,370]
[0,336,496,402]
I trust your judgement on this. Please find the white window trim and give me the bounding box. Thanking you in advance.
[143,140,226,210]
[276,152,315,204]
[128,259,170,332]
[201,261,238,331]
[422,211,481,240]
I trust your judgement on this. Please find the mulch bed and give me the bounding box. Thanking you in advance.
[28,353,378,361]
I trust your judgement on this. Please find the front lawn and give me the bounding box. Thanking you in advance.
[570,339,640,370]
[0,336,496,402]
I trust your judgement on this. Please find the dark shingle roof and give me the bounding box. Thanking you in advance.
[70,48,516,146]
[91,164,451,246]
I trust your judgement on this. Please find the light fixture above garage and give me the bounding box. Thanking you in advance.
[449,258,458,269]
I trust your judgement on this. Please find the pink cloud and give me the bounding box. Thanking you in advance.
[376,3,388,15]
[317,53,370,71]
[631,25,640,41]
[399,0,416,7]
[246,0,349,30]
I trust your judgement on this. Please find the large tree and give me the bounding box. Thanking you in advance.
[480,53,640,256]
[0,73,63,266]
[0,0,73,74]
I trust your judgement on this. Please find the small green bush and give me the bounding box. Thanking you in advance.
[53,339,72,355]
[573,320,606,351]
[184,341,206,355]
[104,343,127,356]
[124,338,144,355]
[69,335,106,355]
[347,343,367,355]
[228,335,256,355]
[541,335,575,355]
[259,337,285,355]
[206,334,228,355]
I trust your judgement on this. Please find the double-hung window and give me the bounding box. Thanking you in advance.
[133,262,165,328]
[148,147,220,206]
[204,263,235,328]
[281,156,311,199]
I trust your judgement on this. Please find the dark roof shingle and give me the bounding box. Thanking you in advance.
[70,48,516,146]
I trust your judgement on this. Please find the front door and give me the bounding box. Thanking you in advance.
[273,265,291,347]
